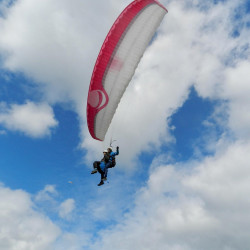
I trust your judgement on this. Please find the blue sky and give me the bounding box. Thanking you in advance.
[0,0,250,249]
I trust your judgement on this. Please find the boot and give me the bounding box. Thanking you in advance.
[91,169,97,174]
[98,180,104,186]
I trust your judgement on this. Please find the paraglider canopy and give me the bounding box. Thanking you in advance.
[87,0,167,141]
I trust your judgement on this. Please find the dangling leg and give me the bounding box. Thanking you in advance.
[91,161,99,174]
[103,167,108,181]
[96,164,105,186]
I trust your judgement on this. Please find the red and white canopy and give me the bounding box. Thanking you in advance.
[87,0,167,141]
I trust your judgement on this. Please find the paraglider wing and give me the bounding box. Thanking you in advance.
[87,0,167,141]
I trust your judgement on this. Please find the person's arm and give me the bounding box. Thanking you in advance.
[115,146,119,156]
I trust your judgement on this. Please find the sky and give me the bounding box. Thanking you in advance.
[0,0,250,249]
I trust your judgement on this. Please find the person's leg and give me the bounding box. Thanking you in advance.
[96,164,105,186]
[103,166,108,179]
[91,161,100,174]
[96,164,104,177]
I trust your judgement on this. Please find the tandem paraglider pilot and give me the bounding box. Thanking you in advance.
[91,146,119,186]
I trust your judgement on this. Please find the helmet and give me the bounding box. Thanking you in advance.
[103,150,108,153]
[107,147,113,152]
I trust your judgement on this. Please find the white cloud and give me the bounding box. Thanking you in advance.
[0,184,90,250]
[58,198,75,219]
[35,186,75,220]
[35,184,58,202]
[221,61,250,139]
[0,0,115,108]
[89,140,250,250]
[53,232,93,250]
[0,184,61,250]
[0,101,58,138]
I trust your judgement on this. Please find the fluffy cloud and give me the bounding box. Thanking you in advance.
[58,199,75,219]
[222,61,250,139]
[35,185,58,202]
[0,0,118,108]
[0,184,88,250]
[35,186,76,222]
[0,101,58,138]
[89,141,250,250]
[0,184,60,250]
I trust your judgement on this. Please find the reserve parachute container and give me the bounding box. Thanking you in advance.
[87,0,167,141]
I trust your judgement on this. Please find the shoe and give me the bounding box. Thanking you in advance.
[91,169,97,174]
[98,180,104,186]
